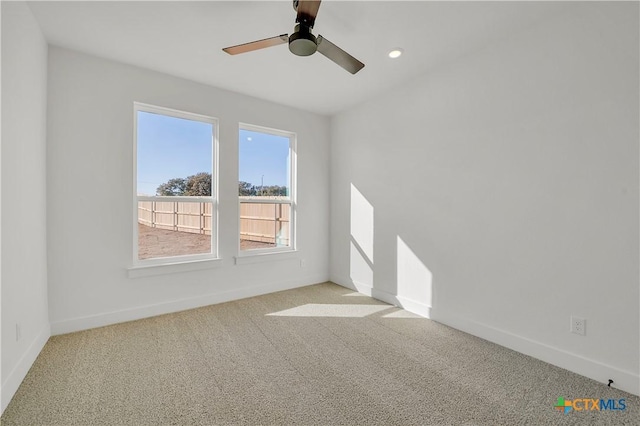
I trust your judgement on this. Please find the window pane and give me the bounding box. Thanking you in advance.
[138,200,212,260]
[239,202,291,251]
[137,111,212,197]
[136,108,215,261]
[239,129,290,197]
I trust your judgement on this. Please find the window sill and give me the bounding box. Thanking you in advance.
[128,257,224,278]
[234,250,298,265]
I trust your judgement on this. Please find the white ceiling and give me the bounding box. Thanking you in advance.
[27,1,569,116]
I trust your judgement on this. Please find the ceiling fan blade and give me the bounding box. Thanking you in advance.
[296,0,321,28]
[223,34,288,55]
[316,35,365,74]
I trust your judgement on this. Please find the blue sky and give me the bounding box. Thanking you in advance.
[137,111,290,196]
[239,129,290,190]
[137,111,212,195]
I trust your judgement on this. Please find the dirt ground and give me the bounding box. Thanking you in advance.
[138,224,274,260]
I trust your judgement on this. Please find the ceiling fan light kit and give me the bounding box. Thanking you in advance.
[223,0,365,74]
[289,24,317,56]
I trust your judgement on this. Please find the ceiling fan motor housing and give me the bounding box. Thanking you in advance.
[289,24,317,56]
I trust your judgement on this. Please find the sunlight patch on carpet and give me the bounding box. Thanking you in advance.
[266,303,392,318]
[342,292,368,297]
[381,310,423,319]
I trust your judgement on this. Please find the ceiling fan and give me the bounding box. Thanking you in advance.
[222,0,365,74]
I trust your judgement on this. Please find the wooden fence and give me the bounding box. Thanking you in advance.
[138,200,212,235]
[239,202,290,246]
[137,199,290,245]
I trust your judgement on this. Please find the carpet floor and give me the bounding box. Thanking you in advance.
[1,282,637,425]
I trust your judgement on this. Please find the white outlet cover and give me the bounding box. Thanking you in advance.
[571,316,586,336]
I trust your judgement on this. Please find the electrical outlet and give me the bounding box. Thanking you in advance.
[571,316,586,336]
[300,259,306,268]
[16,323,21,341]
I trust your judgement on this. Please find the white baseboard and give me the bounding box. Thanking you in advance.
[331,276,639,397]
[430,307,640,396]
[51,274,328,336]
[1,324,51,414]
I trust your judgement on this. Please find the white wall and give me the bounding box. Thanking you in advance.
[331,2,639,395]
[46,47,330,334]
[1,1,50,412]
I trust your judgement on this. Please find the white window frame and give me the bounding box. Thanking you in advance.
[133,102,219,267]
[238,123,297,257]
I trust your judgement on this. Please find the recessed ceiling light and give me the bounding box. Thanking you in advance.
[388,48,403,59]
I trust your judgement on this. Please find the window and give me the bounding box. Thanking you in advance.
[134,103,218,265]
[238,124,296,255]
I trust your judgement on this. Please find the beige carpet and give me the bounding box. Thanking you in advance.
[2,282,637,425]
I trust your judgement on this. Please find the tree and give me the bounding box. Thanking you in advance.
[156,172,211,196]
[158,175,285,197]
[239,181,256,196]
[262,185,287,196]
[184,172,211,196]
[156,178,187,196]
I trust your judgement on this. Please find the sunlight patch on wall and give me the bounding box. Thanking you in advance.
[350,241,373,286]
[397,236,432,308]
[350,184,374,261]
[267,304,391,318]
[350,184,374,286]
